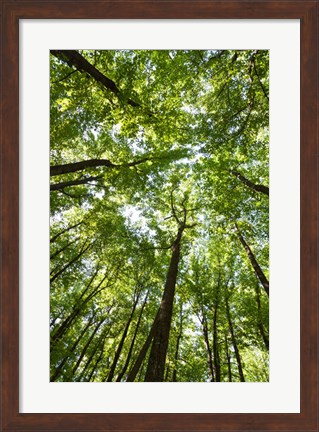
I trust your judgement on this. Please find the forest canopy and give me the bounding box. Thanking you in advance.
[50,49,269,382]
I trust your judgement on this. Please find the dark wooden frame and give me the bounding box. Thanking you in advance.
[1,1,318,431]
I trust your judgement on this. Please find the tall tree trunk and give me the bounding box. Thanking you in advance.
[70,317,106,379]
[172,335,181,382]
[230,170,269,196]
[106,293,140,381]
[172,304,184,382]
[212,301,221,382]
[116,292,149,382]
[50,273,108,348]
[50,242,91,284]
[164,364,171,382]
[224,333,232,382]
[79,328,110,381]
[254,283,269,350]
[86,334,108,382]
[202,317,215,382]
[50,220,83,243]
[50,237,79,260]
[225,295,245,382]
[50,314,95,381]
[51,307,82,350]
[126,309,160,382]
[144,226,184,382]
[235,224,269,296]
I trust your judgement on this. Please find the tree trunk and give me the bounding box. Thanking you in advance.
[50,242,91,284]
[235,224,269,296]
[202,318,215,382]
[125,309,160,382]
[230,170,269,196]
[79,328,110,381]
[106,293,140,381]
[86,335,107,382]
[116,292,149,382]
[50,220,83,243]
[50,314,95,381]
[172,304,184,382]
[164,364,170,382]
[172,334,181,382]
[254,283,269,350]
[212,301,221,382]
[225,295,245,382]
[50,273,109,349]
[144,227,184,381]
[50,237,78,260]
[70,317,106,379]
[224,333,232,382]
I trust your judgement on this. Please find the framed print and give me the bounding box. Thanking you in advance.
[1,1,318,431]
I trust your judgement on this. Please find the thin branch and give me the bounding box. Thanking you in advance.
[52,69,79,84]
[170,189,181,225]
[50,221,83,243]
[253,57,269,101]
[50,175,103,191]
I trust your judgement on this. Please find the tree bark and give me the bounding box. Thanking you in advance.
[202,317,215,382]
[50,242,91,284]
[144,226,184,381]
[50,156,152,177]
[51,50,140,108]
[50,176,102,191]
[50,273,109,348]
[224,333,233,382]
[164,364,170,382]
[255,283,269,350]
[78,328,110,381]
[50,314,95,381]
[86,333,108,381]
[50,220,83,243]
[172,311,183,382]
[116,292,149,382]
[125,310,160,382]
[50,238,78,260]
[230,170,269,196]
[70,317,106,379]
[235,224,269,296]
[212,302,221,382]
[172,334,181,382]
[225,295,245,382]
[106,293,140,381]
[51,159,115,177]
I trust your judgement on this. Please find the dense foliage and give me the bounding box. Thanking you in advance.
[50,49,269,382]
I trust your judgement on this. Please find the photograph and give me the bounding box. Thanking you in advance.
[2,0,318,429]
[49,49,269,383]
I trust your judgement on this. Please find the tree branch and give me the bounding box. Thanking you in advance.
[230,170,269,196]
[51,50,140,108]
[50,156,155,178]
[50,221,83,243]
[235,224,269,296]
[170,189,181,225]
[50,175,103,191]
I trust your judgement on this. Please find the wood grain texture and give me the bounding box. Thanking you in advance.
[1,0,318,431]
